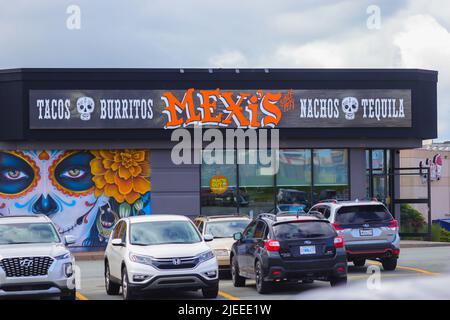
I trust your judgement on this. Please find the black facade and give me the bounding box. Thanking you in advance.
[0,68,438,249]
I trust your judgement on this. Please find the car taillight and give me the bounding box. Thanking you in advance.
[334,236,345,248]
[265,239,280,252]
[388,220,399,229]
[332,223,343,231]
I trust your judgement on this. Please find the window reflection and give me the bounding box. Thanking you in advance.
[200,149,350,215]
[200,150,238,215]
[313,149,349,201]
[238,150,274,216]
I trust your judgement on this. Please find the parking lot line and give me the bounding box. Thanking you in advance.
[219,290,241,300]
[367,262,440,276]
[76,292,89,300]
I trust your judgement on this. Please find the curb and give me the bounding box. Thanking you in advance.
[73,251,104,261]
[72,241,450,261]
[401,242,450,249]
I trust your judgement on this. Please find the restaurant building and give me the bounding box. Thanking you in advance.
[0,68,438,249]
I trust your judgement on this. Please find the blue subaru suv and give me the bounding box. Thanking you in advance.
[230,213,347,294]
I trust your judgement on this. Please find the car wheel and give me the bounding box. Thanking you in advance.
[105,262,120,295]
[60,289,76,300]
[121,267,135,300]
[330,276,347,287]
[381,257,398,271]
[255,261,271,294]
[353,259,366,267]
[231,256,246,287]
[202,283,219,299]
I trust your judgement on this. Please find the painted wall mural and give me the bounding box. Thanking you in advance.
[0,150,151,249]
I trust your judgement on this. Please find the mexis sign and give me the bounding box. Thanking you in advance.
[162,89,282,129]
[29,89,412,129]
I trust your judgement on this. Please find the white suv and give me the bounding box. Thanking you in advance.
[0,215,76,300]
[309,200,400,270]
[104,215,219,300]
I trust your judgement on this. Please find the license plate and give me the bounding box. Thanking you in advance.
[300,246,316,255]
[359,229,373,236]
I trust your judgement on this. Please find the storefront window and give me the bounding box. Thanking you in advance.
[366,149,393,205]
[200,150,237,215]
[276,149,312,211]
[238,150,274,217]
[200,149,350,215]
[372,149,385,173]
[312,149,349,202]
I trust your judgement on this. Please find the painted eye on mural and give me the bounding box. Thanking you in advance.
[54,151,94,192]
[60,168,87,179]
[4,169,29,180]
[0,152,35,195]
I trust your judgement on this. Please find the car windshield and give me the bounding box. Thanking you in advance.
[335,205,393,224]
[130,221,202,245]
[0,222,60,245]
[205,220,250,238]
[274,221,335,240]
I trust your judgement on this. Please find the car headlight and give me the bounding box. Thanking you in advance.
[64,263,73,277]
[55,252,71,260]
[198,250,215,263]
[129,253,153,266]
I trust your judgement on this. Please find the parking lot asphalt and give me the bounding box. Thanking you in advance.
[74,246,450,300]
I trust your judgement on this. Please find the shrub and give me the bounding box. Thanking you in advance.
[431,223,450,242]
[400,204,427,233]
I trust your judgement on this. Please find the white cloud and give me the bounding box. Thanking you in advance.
[208,51,248,68]
[0,0,449,139]
[393,14,450,140]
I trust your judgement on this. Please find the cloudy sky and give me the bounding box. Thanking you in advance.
[1,0,449,140]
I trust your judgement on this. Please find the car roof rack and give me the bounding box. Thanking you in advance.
[319,199,339,204]
[200,214,249,220]
[257,213,277,222]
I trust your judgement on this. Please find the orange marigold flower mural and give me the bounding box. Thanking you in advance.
[90,150,151,204]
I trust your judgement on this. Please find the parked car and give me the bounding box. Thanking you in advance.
[0,215,76,300]
[308,200,400,270]
[104,214,219,300]
[194,215,251,271]
[230,213,347,294]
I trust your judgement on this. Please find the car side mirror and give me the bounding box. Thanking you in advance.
[204,234,214,242]
[111,238,124,246]
[64,235,76,245]
[233,232,243,241]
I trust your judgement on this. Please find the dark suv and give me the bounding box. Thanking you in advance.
[230,213,347,294]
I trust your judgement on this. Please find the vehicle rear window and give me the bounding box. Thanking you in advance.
[273,221,335,240]
[335,205,393,224]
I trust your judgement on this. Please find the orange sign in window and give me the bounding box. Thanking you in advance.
[210,175,229,194]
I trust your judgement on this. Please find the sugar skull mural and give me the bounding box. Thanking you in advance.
[0,150,151,249]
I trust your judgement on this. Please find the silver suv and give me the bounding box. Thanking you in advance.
[0,215,76,299]
[308,200,400,270]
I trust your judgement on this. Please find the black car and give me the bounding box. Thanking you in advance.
[230,213,347,294]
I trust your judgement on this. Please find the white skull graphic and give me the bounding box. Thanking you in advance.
[76,97,95,121]
[342,97,359,120]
